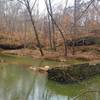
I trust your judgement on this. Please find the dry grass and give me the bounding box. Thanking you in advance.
[0,32,100,63]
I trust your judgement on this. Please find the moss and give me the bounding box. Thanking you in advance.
[48,63,100,84]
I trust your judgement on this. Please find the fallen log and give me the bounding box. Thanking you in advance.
[0,44,24,50]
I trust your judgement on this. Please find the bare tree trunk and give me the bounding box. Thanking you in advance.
[24,17,27,48]
[26,1,44,56]
[48,13,53,49]
[48,0,56,51]
[45,0,68,56]
[72,0,77,55]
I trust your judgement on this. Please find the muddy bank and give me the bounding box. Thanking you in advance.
[48,63,100,84]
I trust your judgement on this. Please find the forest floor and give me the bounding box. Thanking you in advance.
[0,32,100,66]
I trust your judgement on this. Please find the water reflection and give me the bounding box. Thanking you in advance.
[0,64,100,100]
[28,73,71,100]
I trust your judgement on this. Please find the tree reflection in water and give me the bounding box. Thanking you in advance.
[28,73,69,100]
[0,65,69,100]
[0,64,100,100]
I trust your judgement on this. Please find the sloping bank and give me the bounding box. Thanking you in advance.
[47,63,100,84]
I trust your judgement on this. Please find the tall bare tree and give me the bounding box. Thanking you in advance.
[48,13,53,49]
[17,0,44,56]
[48,0,56,51]
[45,0,68,56]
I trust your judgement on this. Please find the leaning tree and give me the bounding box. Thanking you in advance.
[17,0,44,56]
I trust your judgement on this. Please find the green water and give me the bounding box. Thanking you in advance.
[0,53,100,100]
[0,64,100,100]
[0,53,86,67]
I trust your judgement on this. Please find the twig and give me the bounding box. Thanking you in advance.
[73,90,100,100]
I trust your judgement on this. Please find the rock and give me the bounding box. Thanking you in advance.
[84,38,95,45]
[29,67,37,71]
[29,66,50,72]
[66,37,95,47]
[44,66,50,70]
[48,63,100,84]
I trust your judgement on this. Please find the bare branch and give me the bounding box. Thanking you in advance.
[70,0,95,34]
[77,0,95,21]
[93,3,100,16]
[63,0,68,15]
[45,0,65,41]
[17,0,25,5]
[31,0,37,11]
[73,90,100,100]
[45,0,68,56]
